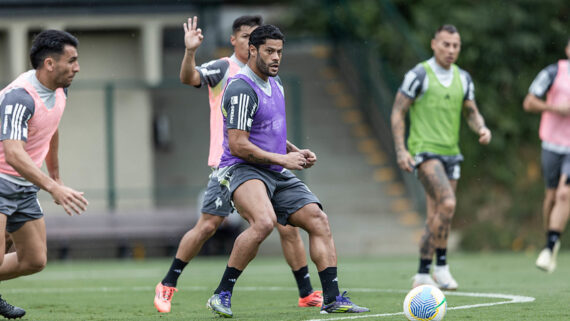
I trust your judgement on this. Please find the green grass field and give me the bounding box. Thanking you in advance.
[3,252,569,320]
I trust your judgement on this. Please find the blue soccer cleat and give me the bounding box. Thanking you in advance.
[320,291,370,314]
[0,295,25,319]
[206,291,233,318]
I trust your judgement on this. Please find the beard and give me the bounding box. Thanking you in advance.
[55,74,74,88]
[256,55,278,77]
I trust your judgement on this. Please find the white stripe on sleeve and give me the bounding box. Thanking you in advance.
[243,94,250,130]
[238,93,248,130]
[237,94,244,129]
[10,104,24,140]
[15,104,26,140]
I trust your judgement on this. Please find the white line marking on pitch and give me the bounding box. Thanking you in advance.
[2,285,534,320]
[304,288,535,321]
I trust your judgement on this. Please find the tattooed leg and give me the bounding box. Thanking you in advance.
[417,159,457,259]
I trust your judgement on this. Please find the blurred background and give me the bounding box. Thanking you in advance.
[0,0,567,260]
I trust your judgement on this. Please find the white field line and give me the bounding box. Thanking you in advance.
[304,288,535,321]
[1,285,534,320]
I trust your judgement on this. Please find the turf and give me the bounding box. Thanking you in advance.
[1,251,568,320]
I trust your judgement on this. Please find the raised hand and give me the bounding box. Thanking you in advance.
[183,16,204,51]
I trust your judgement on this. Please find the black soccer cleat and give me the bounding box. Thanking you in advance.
[0,296,25,319]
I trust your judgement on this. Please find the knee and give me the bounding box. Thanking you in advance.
[277,226,300,243]
[197,217,222,238]
[555,187,570,204]
[305,208,331,235]
[21,257,46,275]
[438,197,456,215]
[251,217,276,239]
[313,209,330,227]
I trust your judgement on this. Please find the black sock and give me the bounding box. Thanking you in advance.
[214,266,242,294]
[418,259,432,274]
[318,267,339,305]
[161,258,188,287]
[293,266,313,298]
[546,230,561,251]
[435,248,447,266]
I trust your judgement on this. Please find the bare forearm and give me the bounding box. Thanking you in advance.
[6,148,57,193]
[45,130,60,181]
[390,92,412,153]
[523,94,550,113]
[230,140,283,166]
[463,102,487,133]
[391,112,407,153]
[286,140,300,153]
[179,49,201,86]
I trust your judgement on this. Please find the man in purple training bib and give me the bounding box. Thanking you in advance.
[205,25,369,318]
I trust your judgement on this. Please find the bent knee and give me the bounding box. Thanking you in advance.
[199,221,221,236]
[21,258,46,275]
[197,215,224,236]
[253,217,276,236]
[304,208,331,233]
[277,226,301,242]
[312,210,330,226]
[555,186,570,203]
[438,197,456,214]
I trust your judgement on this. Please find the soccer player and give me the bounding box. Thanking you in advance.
[205,24,369,318]
[0,29,88,318]
[153,16,322,313]
[391,25,491,290]
[523,37,570,273]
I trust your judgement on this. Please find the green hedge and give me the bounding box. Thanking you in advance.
[285,0,569,250]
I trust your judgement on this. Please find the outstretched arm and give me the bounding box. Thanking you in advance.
[462,100,491,145]
[179,16,204,86]
[390,91,415,172]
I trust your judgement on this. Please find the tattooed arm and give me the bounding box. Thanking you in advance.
[227,129,306,170]
[287,140,316,168]
[462,100,491,145]
[390,91,415,172]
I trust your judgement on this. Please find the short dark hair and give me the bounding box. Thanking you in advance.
[30,29,79,69]
[435,24,459,37]
[248,24,285,50]
[232,15,263,34]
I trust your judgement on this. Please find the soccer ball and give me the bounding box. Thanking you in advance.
[403,285,447,321]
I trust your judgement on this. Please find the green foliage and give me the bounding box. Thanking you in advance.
[285,0,569,250]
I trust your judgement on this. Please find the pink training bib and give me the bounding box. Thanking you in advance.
[539,60,570,147]
[207,57,242,168]
[0,71,66,176]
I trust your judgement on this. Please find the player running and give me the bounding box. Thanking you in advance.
[391,24,491,290]
[0,30,88,319]
[523,37,570,273]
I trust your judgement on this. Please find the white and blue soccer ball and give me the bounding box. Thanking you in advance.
[403,285,447,321]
